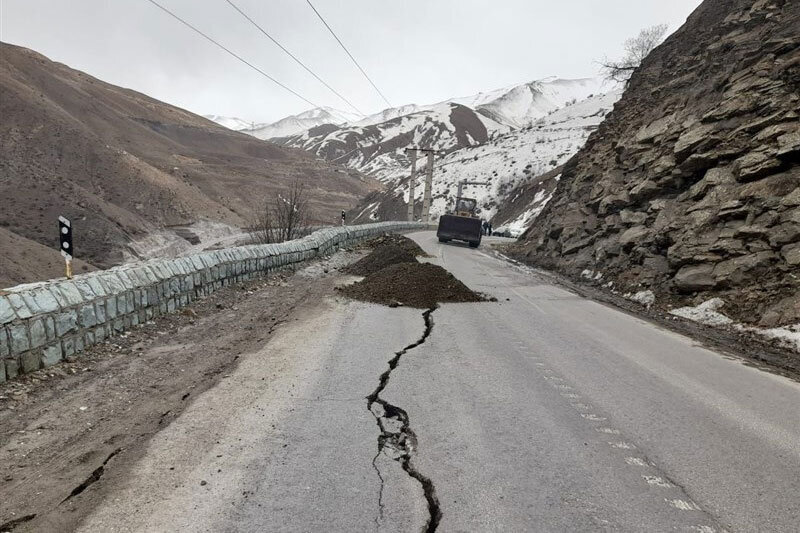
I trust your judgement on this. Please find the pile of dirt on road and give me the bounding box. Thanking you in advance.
[340,262,483,308]
[360,234,427,256]
[345,235,425,276]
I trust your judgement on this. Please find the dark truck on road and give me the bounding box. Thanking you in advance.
[437,197,482,248]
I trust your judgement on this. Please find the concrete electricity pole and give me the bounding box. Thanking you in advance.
[421,151,434,223]
[405,148,440,224]
[405,149,417,222]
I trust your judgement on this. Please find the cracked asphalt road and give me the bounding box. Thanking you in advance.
[74,231,799,532]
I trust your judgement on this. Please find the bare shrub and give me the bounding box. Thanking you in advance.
[250,180,314,244]
[601,23,669,84]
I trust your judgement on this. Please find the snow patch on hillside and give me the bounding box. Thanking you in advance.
[476,77,610,127]
[254,78,620,237]
[203,115,253,131]
[248,106,361,139]
[390,89,621,223]
[497,183,558,237]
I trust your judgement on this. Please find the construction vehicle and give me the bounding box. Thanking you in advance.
[437,196,482,248]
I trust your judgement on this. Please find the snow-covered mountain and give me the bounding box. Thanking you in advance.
[204,107,360,138]
[351,89,622,234]
[247,107,361,140]
[469,77,608,128]
[213,77,620,236]
[203,114,253,131]
[273,77,610,182]
[280,101,511,185]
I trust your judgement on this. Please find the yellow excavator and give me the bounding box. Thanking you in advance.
[437,196,482,248]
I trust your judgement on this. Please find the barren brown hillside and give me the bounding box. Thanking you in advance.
[0,42,380,278]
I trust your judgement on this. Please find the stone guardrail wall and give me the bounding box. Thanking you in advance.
[0,222,425,382]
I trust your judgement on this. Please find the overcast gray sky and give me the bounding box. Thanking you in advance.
[1,0,702,123]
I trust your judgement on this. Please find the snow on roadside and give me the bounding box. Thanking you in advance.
[669,298,800,353]
[625,290,655,308]
[669,298,733,326]
[759,325,800,351]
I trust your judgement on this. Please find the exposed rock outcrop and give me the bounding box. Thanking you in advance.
[514,0,800,327]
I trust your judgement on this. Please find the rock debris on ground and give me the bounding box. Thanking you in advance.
[341,262,483,309]
[345,244,419,276]
[345,234,428,277]
[340,235,483,308]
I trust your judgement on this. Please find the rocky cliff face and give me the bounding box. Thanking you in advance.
[515,0,800,327]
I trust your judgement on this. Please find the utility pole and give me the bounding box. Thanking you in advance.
[456,179,490,200]
[405,148,440,224]
[405,149,417,222]
[422,151,434,223]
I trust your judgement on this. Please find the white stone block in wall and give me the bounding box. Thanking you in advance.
[29,319,47,348]
[55,282,85,306]
[0,296,18,324]
[8,323,30,354]
[73,280,97,300]
[0,327,9,357]
[21,289,61,315]
[43,316,55,341]
[86,277,107,297]
[55,311,78,337]
[6,293,33,319]
[42,344,62,367]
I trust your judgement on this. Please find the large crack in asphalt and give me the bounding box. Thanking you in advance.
[367,307,442,533]
[59,448,122,504]
[0,513,36,532]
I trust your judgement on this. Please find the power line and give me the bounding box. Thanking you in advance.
[224,0,364,116]
[145,0,321,109]
[305,0,392,108]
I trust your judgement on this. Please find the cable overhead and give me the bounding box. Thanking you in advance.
[224,0,364,116]
[145,0,321,109]
[305,0,392,108]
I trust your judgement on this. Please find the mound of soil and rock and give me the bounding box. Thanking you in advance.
[340,235,482,308]
[365,234,428,256]
[341,262,483,309]
[345,235,424,276]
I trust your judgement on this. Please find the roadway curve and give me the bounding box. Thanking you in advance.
[77,231,800,532]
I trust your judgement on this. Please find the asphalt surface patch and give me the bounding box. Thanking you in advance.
[341,262,483,308]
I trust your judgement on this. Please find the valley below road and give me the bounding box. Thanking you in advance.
[2,231,799,532]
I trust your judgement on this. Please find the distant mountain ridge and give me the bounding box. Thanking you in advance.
[204,77,619,237]
[349,89,622,230]
[247,107,362,140]
[202,114,253,131]
[271,77,611,178]
[205,107,361,139]
[258,77,620,234]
